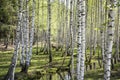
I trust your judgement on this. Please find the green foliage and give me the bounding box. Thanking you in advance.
[116,0,120,7]
[0,0,17,40]
[94,27,100,31]
[0,24,15,39]
[0,0,17,24]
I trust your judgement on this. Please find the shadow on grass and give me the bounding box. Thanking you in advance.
[85,69,103,80]
[0,74,5,80]
[85,69,120,80]
[0,65,9,69]
[0,72,42,80]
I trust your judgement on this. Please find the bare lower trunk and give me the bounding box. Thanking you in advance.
[4,0,22,79]
[104,0,116,80]
[5,64,15,80]
[47,0,52,63]
[76,0,82,79]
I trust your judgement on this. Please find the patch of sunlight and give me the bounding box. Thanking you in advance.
[29,66,41,69]
[0,62,11,65]
[1,51,12,53]
[54,56,70,60]
[31,60,39,62]
[0,62,10,66]
[85,78,94,80]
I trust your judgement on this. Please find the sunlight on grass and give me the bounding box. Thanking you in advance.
[0,47,120,80]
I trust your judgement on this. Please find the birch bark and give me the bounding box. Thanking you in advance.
[76,0,82,79]
[29,0,35,65]
[47,0,52,63]
[4,0,22,79]
[80,0,86,79]
[104,0,117,80]
[24,0,29,73]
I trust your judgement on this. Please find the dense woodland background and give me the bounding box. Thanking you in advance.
[0,0,120,80]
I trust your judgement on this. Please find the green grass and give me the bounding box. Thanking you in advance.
[0,48,70,80]
[0,48,120,80]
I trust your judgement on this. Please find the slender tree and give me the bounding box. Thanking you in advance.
[24,0,30,73]
[100,0,105,65]
[80,0,86,79]
[65,0,70,55]
[47,0,52,63]
[29,0,35,66]
[20,11,25,72]
[4,0,22,79]
[104,0,117,80]
[115,1,120,61]
[76,0,82,79]
[68,0,75,79]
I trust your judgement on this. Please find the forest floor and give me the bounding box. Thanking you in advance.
[0,46,120,80]
[0,43,13,51]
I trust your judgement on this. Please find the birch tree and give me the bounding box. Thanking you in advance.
[65,0,70,55]
[76,0,82,79]
[4,0,22,79]
[20,11,25,72]
[76,0,86,79]
[47,0,52,63]
[104,0,117,80]
[68,0,75,79]
[28,0,35,67]
[100,0,105,63]
[21,0,35,73]
[115,1,120,61]
[24,0,30,73]
[80,0,86,79]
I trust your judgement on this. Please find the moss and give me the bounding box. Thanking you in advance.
[0,47,120,80]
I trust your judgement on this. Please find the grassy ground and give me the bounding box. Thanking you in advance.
[0,47,120,80]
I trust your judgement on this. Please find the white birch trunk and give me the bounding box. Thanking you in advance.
[100,0,105,62]
[47,0,52,63]
[20,12,25,68]
[69,0,75,79]
[104,0,117,80]
[65,0,69,55]
[80,0,86,79]
[116,4,120,60]
[76,0,82,79]
[24,0,30,72]
[56,0,61,51]
[5,0,22,79]
[29,0,35,63]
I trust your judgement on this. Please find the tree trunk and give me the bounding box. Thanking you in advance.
[76,0,82,79]
[28,0,35,65]
[4,0,22,79]
[104,0,116,80]
[20,10,25,72]
[47,0,52,64]
[24,0,30,73]
[79,0,86,80]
